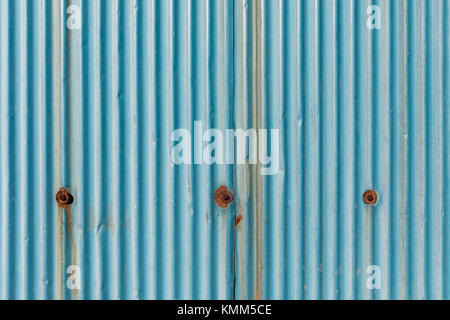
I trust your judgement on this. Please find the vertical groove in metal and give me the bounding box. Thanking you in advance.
[0,0,448,300]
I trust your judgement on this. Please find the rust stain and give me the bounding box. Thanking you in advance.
[234,0,264,300]
[56,187,78,299]
[53,0,62,296]
[56,207,63,300]
[65,206,76,263]
[363,189,378,205]
[214,186,234,208]
[234,214,243,227]
[65,205,79,300]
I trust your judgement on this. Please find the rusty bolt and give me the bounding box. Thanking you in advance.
[56,187,74,207]
[363,190,378,205]
[214,186,234,208]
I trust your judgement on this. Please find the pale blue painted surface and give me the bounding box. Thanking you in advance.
[0,0,448,300]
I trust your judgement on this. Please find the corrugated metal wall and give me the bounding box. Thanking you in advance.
[0,0,449,300]
[0,0,235,300]
[233,0,450,300]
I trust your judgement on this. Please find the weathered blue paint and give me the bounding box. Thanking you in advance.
[0,0,449,300]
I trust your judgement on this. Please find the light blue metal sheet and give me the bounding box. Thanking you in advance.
[0,0,449,300]
[233,0,450,300]
[0,0,235,300]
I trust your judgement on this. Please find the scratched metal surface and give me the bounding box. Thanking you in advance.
[0,0,449,300]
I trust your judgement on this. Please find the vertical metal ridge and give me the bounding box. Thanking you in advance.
[0,0,9,300]
[339,0,356,300]
[142,0,157,299]
[392,0,409,299]
[26,0,35,299]
[375,0,392,301]
[99,0,113,299]
[283,0,302,300]
[32,0,46,300]
[210,0,234,300]
[12,0,26,299]
[193,0,210,299]
[110,0,120,299]
[123,0,139,299]
[235,0,252,300]
[206,0,216,298]
[172,0,182,299]
[409,0,427,299]
[305,0,321,299]
[321,0,339,300]
[426,0,444,299]
[264,0,285,299]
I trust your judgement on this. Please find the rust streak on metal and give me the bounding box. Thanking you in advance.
[363,190,378,205]
[64,206,76,263]
[56,207,63,300]
[214,186,234,208]
[234,214,243,227]
[63,0,76,300]
[65,205,79,300]
[55,187,78,299]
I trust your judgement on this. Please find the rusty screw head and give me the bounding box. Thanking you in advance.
[363,190,378,205]
[214,186,234,208]
[56,187,74,207]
